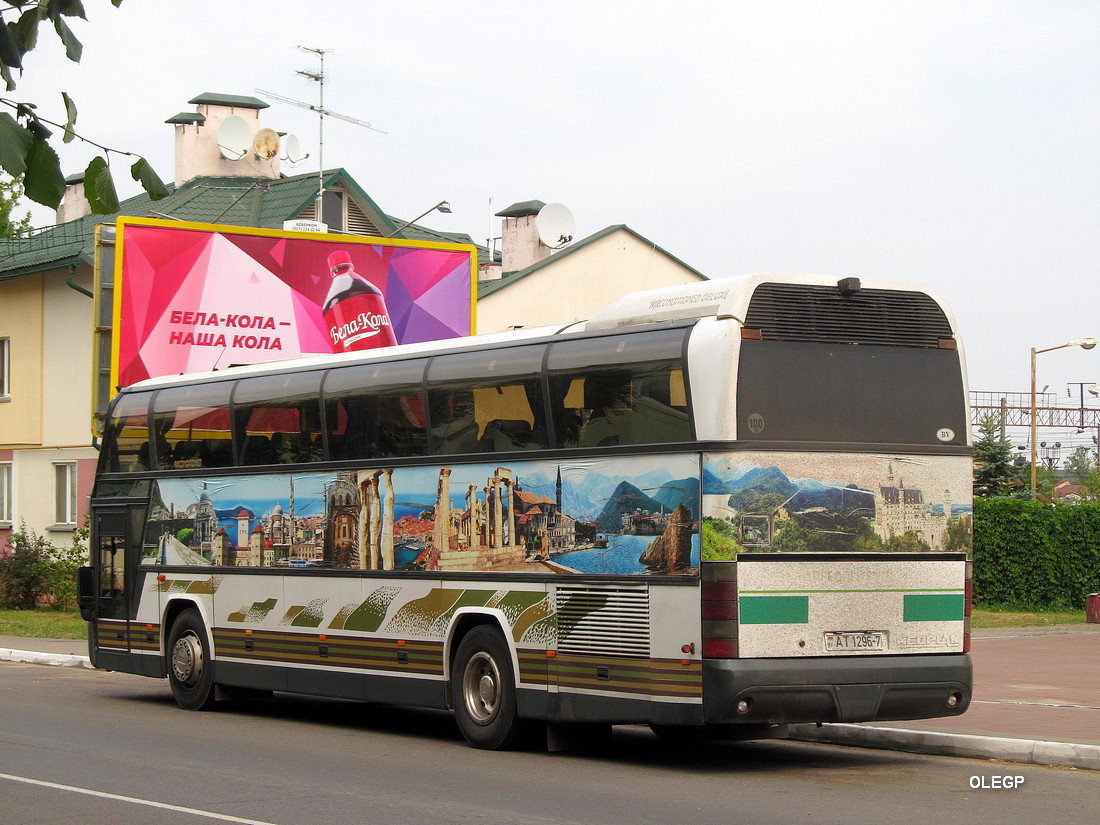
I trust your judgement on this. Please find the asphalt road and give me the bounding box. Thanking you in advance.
[1,661,1096,825]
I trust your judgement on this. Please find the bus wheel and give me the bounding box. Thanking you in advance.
[452,626,528,750]
[167,609,215,711]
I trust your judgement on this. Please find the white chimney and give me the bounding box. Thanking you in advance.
[56,173,90,223]
[166,93,281,186]
[495,200,551,273]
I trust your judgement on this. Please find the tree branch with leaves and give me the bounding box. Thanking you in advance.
[0,0,168,215]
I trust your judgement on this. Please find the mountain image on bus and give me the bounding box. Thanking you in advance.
[79,275,973,749]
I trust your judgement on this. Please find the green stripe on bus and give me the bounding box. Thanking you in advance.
[903,593,964,622]
[739,595,809,624]
[739,588,959,595]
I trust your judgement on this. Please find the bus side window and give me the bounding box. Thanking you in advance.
[548,330,691,448]
[232,372,325,466]
[151,384,234,470]
[425,346,548,456]
[100,392,152,473]
[323,360,429,461]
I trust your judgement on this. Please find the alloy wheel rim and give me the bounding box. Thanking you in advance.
[462,651,500,724]
[171,632,203,687]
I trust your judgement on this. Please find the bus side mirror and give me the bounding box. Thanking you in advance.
[76,566,97,621]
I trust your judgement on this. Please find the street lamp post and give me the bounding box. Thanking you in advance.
[1030,338,1097,496]
[386,201,452,238]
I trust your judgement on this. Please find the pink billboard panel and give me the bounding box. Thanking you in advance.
[113,219,476,389]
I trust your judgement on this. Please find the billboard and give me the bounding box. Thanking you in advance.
[109,218,476,393]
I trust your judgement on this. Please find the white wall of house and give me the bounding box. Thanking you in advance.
[475,227,707,334]
[43,264,95,447]
[0,266,97,544]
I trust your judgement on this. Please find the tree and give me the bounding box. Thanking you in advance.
[0,172,31,236]
[1063,445,1099,496]
[0,1,168,214]
[973,413,1019,498]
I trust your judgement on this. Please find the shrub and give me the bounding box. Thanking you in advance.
[0,524,89,610]
[973,499,1100,609]
[0,525,52,609]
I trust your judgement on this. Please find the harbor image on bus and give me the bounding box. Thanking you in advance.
[78,274,973,749]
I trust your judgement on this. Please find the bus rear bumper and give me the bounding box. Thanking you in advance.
[702,653,972,725]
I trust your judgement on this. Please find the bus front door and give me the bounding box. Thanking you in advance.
[80,505,144,670]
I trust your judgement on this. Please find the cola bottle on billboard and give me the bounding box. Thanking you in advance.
[322,249,398,353]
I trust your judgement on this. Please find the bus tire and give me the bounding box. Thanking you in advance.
[451,626,529,750]
[166,608,216,711]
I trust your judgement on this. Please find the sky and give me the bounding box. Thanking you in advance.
[9,0,1100,455]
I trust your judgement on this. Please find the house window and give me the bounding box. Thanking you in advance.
[53,462,77,527]
[0,463,11,525]
[322,189,345,231]
[0,337,9,399]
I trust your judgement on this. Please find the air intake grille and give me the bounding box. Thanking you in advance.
[744,283,953,347]
[556,585,650,658]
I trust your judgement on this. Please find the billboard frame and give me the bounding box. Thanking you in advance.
[92,217,477,434]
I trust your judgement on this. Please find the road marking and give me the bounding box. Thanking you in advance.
[0,771,282,825]
[972,699,1100,710]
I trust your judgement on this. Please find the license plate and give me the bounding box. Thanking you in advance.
[824,631,886,651]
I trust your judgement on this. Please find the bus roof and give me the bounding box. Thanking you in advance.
[118,273,956,393]
[582,273,956,331]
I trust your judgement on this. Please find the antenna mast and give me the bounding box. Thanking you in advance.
[296,46,333,216]
[256,48,385,227]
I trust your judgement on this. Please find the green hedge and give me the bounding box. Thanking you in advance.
[973,499,1100,609]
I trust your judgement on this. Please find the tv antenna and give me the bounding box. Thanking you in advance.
[256,46,386,217]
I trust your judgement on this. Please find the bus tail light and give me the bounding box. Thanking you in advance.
[702,638,738,658]
[701,564,738,659]
[963,561,973,653]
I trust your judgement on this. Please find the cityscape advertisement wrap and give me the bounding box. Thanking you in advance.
[111,218,476,390]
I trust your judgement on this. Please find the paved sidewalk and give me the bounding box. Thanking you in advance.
[790,624,1100,769]
[3,626,1098,768]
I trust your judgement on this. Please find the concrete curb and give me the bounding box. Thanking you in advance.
[788,723,1100,771]
[0,648,92,669]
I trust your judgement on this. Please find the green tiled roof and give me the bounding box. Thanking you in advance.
[188,93,268,109]
[388,217,480,251]
[165,111,206,125]
[495,199,545,218]
[476,224,707,299]
[0,169,392,280]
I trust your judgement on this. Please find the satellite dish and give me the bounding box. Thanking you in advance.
[217,116,252,160]
[280,133,306,163]
[252,127,280,159]
[536,202,575,249]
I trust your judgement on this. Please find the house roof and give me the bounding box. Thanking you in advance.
[476,224,708,299]
[389,218,479,249]
[0,168,478,281]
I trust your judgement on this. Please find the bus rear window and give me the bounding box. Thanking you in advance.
[737,341,967,445]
